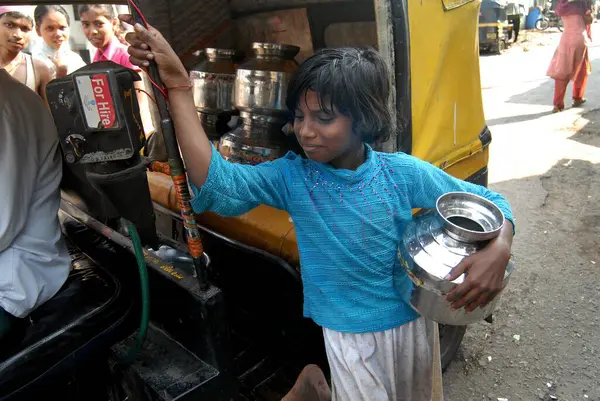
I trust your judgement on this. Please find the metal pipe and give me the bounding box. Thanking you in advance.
[129,0,208,290]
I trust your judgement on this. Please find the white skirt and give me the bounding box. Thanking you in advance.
[323,317,443,401]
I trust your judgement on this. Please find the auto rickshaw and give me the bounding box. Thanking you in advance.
[0,1,493,400]
[479,0,514,53]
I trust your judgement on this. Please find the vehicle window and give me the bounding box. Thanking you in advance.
[323,22,377,49]
[442,0,475,11]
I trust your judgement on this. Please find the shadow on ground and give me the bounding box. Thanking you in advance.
[570,108,600,148]
[505,56,600,108]
[486,110,554,126]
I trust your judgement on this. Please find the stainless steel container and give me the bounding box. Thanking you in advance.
[218,112,289,165]
[398,192,515,326]
[190,48,238,144]
[190,48,237,114]
[233,42,300,118]
[221,43,301,164]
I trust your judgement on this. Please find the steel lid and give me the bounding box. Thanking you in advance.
[251,42,300,60]
[436,192,505,243]
[205,48,237,59]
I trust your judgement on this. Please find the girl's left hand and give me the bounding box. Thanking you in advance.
[444,238,511,313]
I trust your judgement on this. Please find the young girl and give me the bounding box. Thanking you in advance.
[121,16,515,400]
[33,5,86,78]
[80,5,155,140]
[79,4,133,68]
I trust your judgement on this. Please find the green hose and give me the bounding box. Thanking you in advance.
[126,221,150,363]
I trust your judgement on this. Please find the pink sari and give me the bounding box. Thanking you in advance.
[547,14,591,81]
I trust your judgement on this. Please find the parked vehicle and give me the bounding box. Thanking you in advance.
[536,7,564,31]
[479,0,514,54]
[0,0,495,400]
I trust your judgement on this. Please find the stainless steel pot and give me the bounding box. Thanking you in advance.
[233,42,300,118]
[218,113,290,165]
[398,192,515,326]
[190,48,237,114]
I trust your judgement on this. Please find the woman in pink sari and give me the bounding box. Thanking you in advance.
[547,0,593,112]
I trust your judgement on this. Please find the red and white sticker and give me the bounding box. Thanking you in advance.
[76,73,117,129]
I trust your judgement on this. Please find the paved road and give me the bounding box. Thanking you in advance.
[443,26,600,401]
[481,28,600,184]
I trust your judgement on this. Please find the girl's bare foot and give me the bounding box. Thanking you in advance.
[281,364,331,401]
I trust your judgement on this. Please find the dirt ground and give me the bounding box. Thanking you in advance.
[444,116,600,400]
[512,29,563,53]
[443,26,600,401]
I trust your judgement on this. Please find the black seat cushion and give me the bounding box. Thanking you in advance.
[0,241,134,399]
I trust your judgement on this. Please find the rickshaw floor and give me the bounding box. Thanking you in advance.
[111,323,221,401]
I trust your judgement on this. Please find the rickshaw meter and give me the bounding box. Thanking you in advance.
[46,61,158,247]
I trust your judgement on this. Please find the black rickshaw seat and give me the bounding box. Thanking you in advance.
[0,240,134,400]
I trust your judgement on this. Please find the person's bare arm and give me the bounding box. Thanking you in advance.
[119,15,211,187]
[164,86,213,186]
[35,59,52,105]
[133,80,156,138]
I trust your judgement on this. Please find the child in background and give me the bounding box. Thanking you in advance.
[0,6,52,101]
[122,16,515,401]
[33,5,87,78]
[80,4,155,138]
[79,4,133,68]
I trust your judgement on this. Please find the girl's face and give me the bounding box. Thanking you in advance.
[294,90,364,169]
[80,10,115,49]
[37,10,69,50]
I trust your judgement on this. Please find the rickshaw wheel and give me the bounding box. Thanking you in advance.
[439,324,467,372]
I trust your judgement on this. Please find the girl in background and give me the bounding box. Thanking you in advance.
[33,5,86,78]
[547,0,593,112]
[79,4,155,137]
[79,4,133,68]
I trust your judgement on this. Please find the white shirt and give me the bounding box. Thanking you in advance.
[32,41,87,78]
[0,70,70,318]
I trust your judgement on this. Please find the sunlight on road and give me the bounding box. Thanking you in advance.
[481,24,600,185]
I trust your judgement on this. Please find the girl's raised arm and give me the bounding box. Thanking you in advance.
[119,15,212,188]
[119,15,293,215]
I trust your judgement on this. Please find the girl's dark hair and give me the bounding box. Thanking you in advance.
[34,5,70,27]
[286,47,394,145]
[78,4,115,20]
